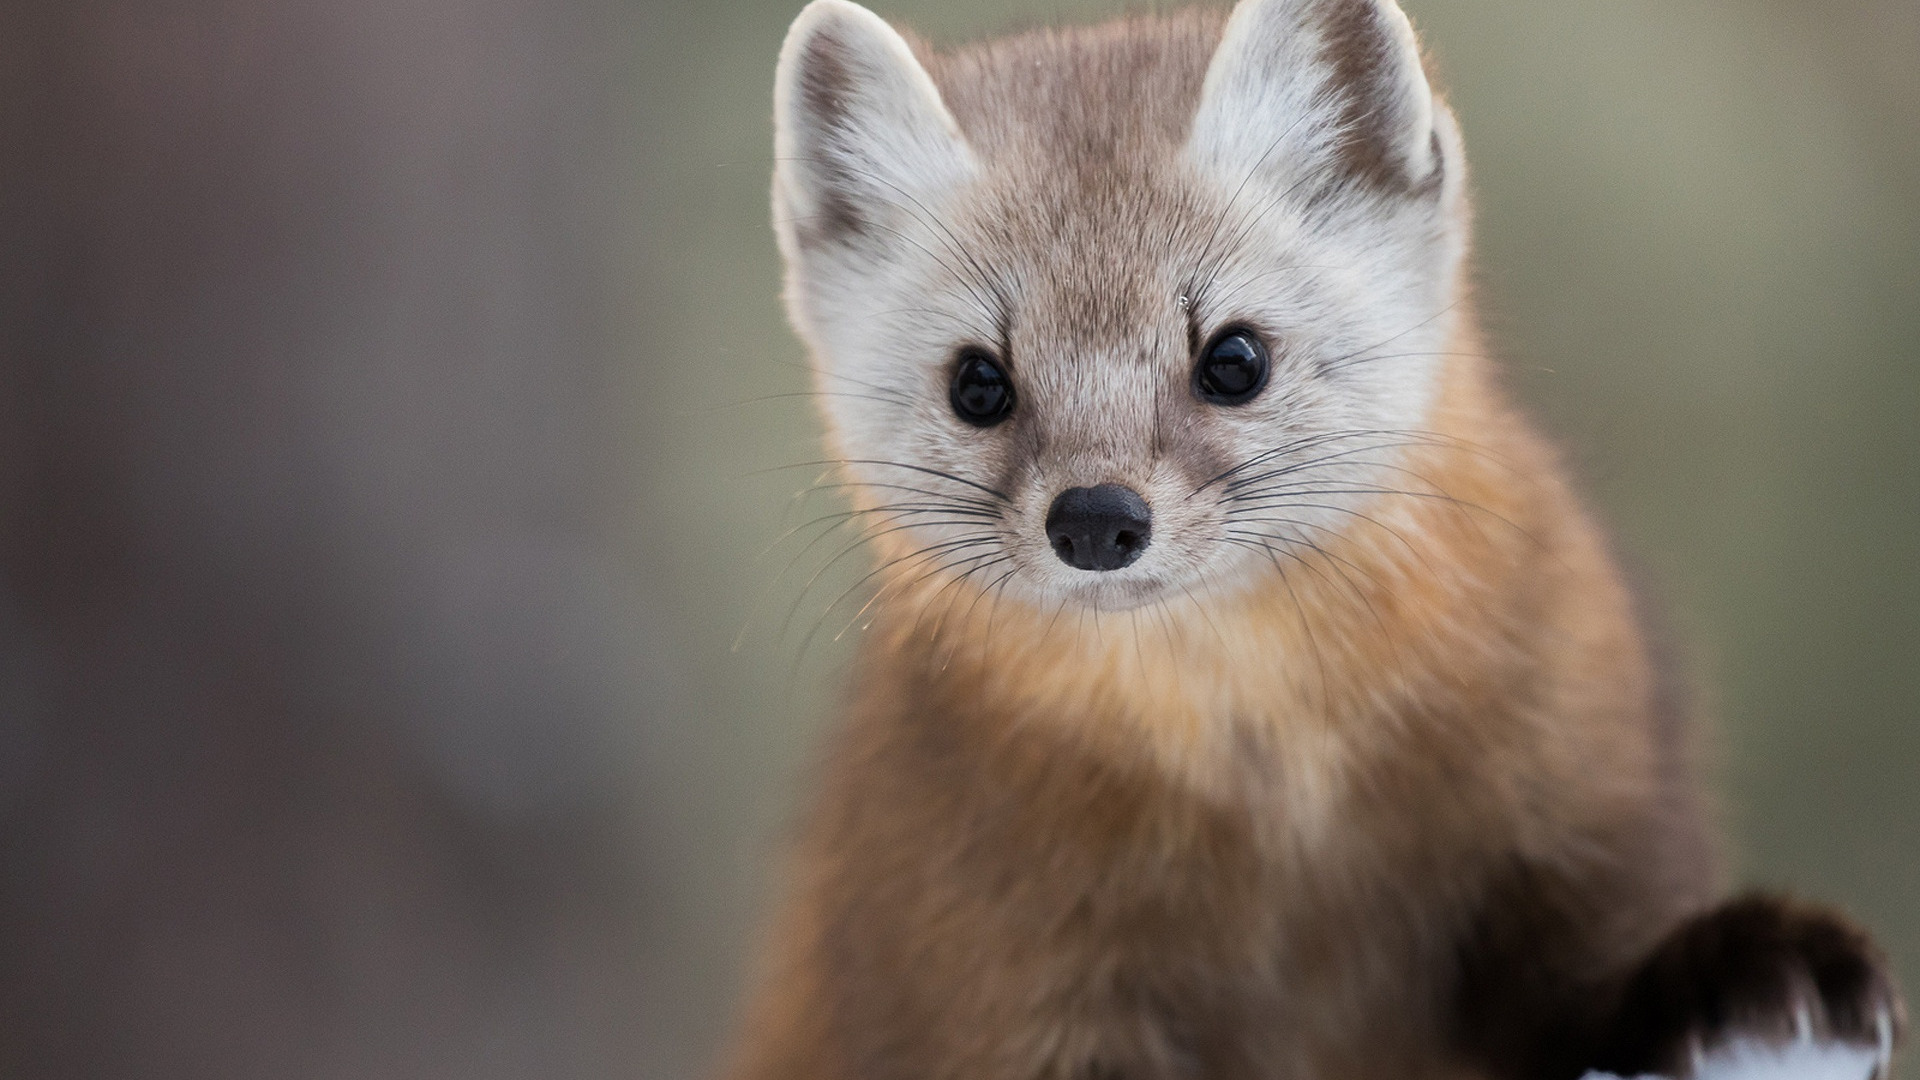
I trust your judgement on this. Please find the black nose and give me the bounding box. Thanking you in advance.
[1046,484,1152,572]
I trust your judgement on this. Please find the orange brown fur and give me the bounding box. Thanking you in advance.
[728,3,1900,1078]
[724,331,1718,1080]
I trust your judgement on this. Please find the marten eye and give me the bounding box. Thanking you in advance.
[1194,328,1270,405]
[950,348,1014,427]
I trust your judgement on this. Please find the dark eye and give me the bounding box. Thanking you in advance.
[949,348,1014,427]
[1194,328,1270,405]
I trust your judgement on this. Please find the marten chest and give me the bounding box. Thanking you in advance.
[818,702,1475,1080]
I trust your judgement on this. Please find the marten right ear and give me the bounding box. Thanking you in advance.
[772,0,975,255]
[1187,0,1457,212]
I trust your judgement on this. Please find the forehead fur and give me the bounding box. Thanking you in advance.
[915,11,1230,169]
[905,14,1236,364]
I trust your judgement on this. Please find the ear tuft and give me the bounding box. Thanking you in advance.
[773,0,973,251]
[1188,0,1446,204]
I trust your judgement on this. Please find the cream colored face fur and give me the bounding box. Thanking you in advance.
[773,0,1470,612]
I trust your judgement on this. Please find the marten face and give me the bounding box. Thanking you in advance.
[772,0,1469,612]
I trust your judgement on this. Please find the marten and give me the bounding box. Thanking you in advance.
[720,1,1906,1077]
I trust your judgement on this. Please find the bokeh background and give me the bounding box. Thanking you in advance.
[1,0,1915,1076]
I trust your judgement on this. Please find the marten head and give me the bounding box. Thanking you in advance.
[772,0,1470,613]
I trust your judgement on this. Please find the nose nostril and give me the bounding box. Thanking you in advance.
[1044,484,1153,572]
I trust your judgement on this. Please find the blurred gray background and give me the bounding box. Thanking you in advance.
[0,0,1914,1077]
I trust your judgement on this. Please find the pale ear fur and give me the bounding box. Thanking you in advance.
[771,0,975,254]
[1186,0,1449,205]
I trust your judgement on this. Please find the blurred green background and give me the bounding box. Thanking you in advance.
[1,0,1914,1077]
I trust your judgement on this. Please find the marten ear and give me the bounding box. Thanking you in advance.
[772,0,975,253]
[1186,0,1454,208]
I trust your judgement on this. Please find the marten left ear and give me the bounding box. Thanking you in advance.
[1186,0,1456,209]
[772,0,975,255]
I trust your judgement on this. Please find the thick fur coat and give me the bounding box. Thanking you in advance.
[722,2,1905,1078]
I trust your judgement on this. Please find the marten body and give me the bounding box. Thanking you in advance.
[723,3,1903,1079]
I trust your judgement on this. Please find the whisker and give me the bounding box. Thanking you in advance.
[1223,485,1526,538]
[738,501,988,651]
[757,502,1000,562]
[724,389,913,411]
[792,479,1004,514]
[777,522,1000,645]
[766,357,918,407]
[1195,424,1523,503]
[759,458,1012,503]
[927,554,1020,663]
[1198,261,1351,317]
[1222,527,1398,654]
[775,210,1002,329]
[792,544,1003,682]
[1310,301,1463,375]
[771,157,1009,328]
[1219,436,1441,496]
[1318,348,1490,375]
[1190,159,1340,311]
[832,548,1010,647]
[1212,533,1329,712]
[1180,110,1321,308]
[1193,428,1426,497]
